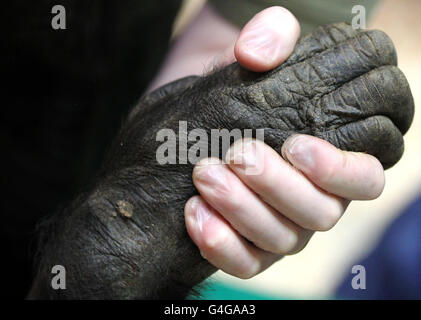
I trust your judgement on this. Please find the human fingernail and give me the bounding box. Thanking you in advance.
[282,134,315,171]
[226,139,256,167]
[195,202,212,233]
[194,159,228,191]
[238,16,281,63]
[235,6,300,70]
[226,139,266,176]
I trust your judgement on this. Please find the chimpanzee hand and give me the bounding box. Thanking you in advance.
[30,8,414,299]
[183,7,405,279]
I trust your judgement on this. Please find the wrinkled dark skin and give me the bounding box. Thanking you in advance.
[29,23,414,299]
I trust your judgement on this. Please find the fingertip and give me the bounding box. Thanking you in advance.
[185,196,217,248]
[281,134,320,171]
[234,6,300,72]
[282,134,386,200]
[184,196,202,238]
[360,154,386,200]
[184,195,201,218]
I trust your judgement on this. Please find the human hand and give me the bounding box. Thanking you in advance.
[184,7,386,278]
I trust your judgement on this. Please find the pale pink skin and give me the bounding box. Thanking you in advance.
[151,5,385,279]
